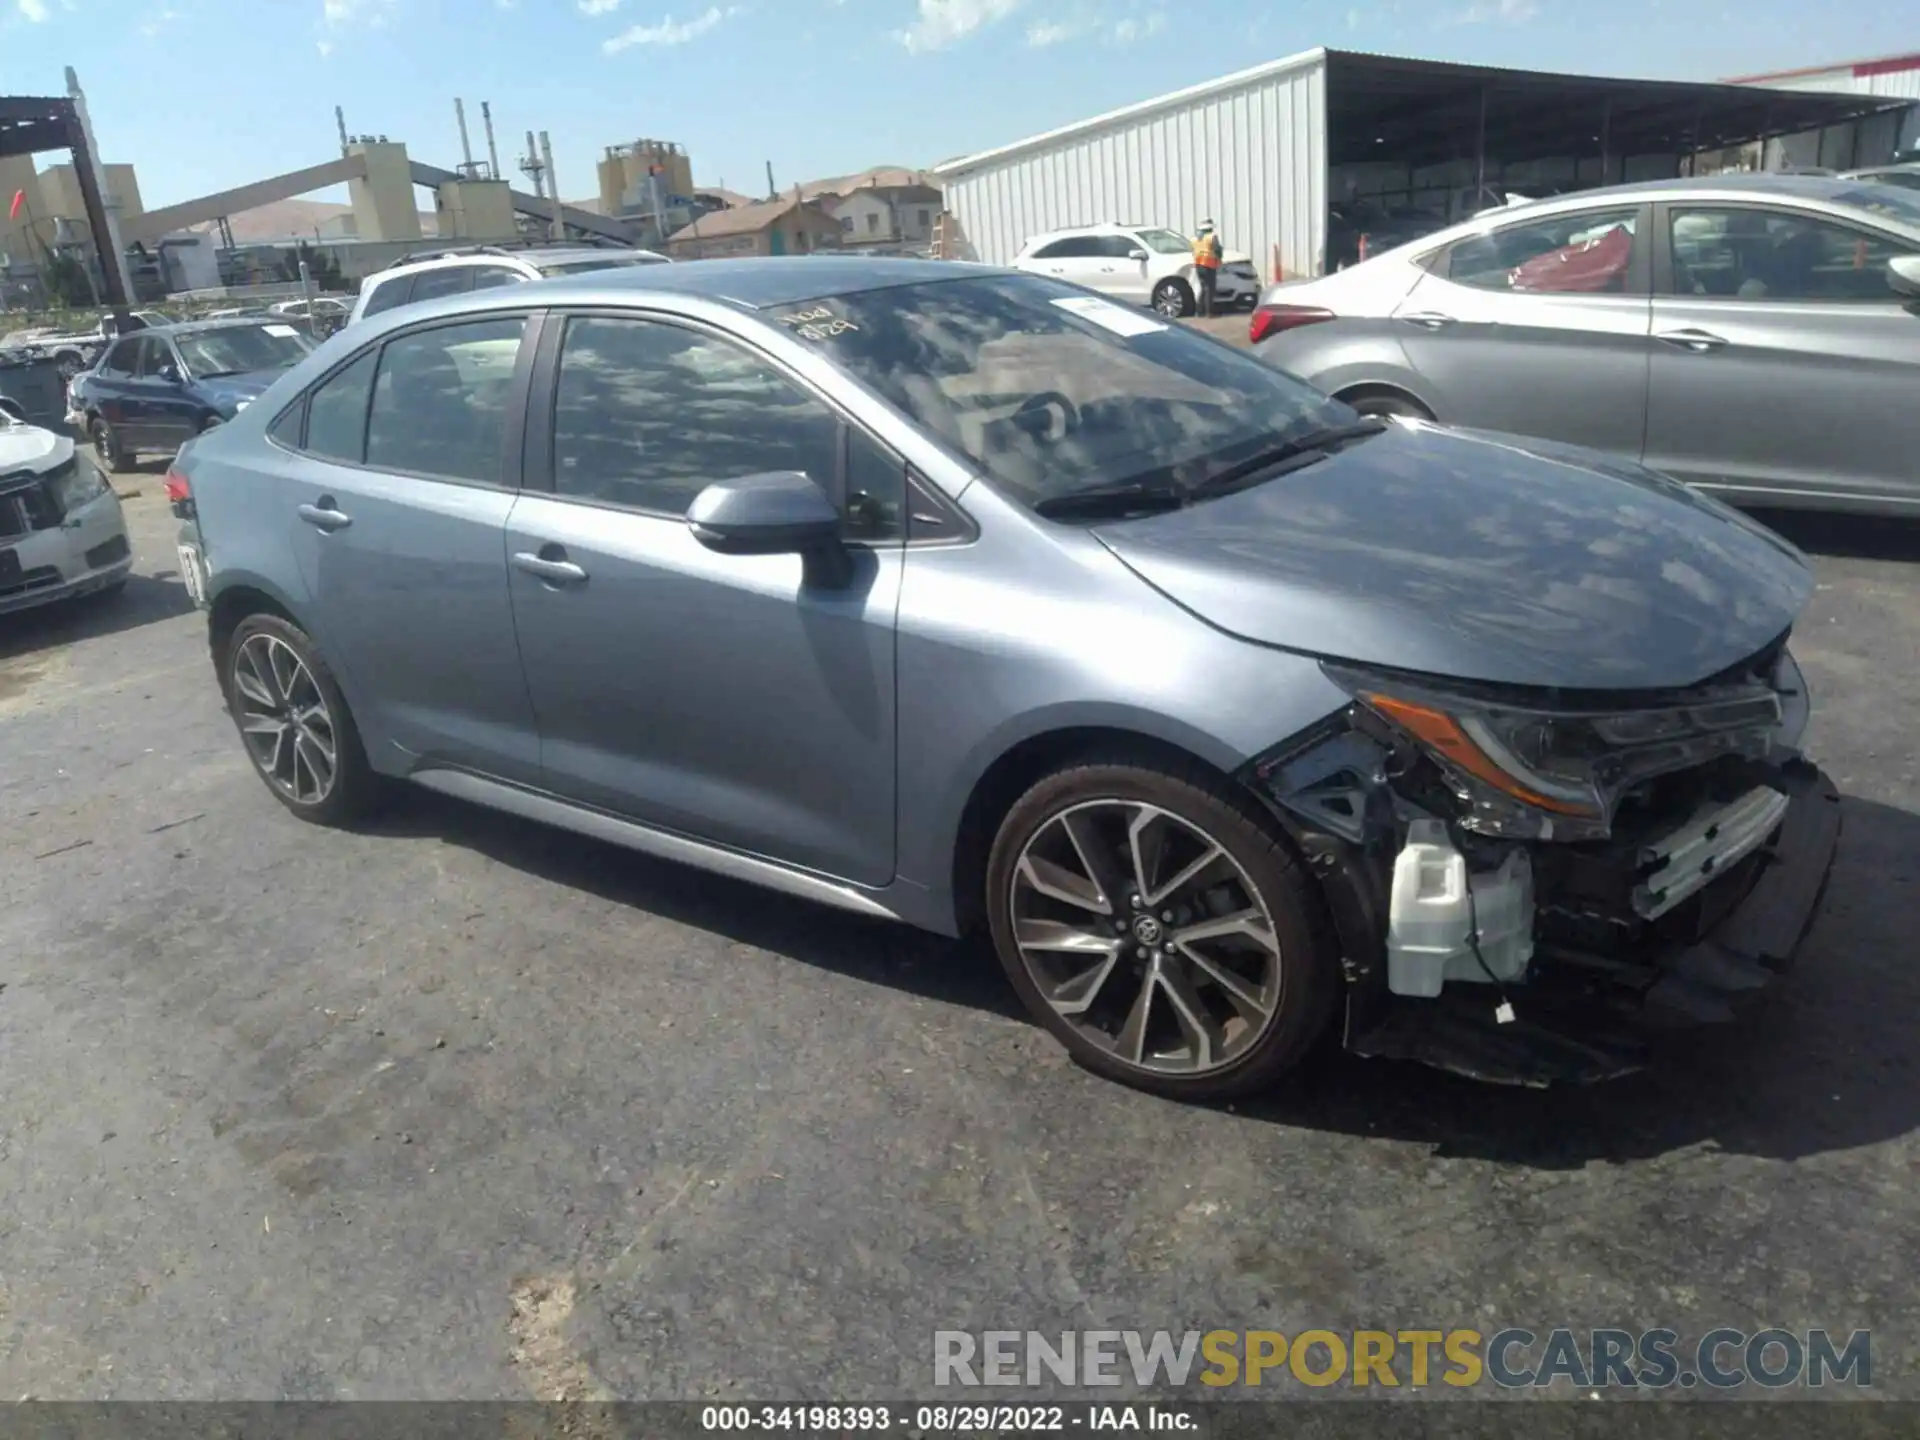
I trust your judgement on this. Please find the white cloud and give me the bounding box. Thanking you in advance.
[1110,11,1162,41]
[579,0,620,13]
[897,0,1020,53]
[1025,17,1074,44]
[316,37,335,55]
[17,0,51,20]
[322,0,395,28]
[1446,0,1536,21]
[602,4,737,51]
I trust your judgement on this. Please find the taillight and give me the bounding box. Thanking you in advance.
[163,468,191,505]
[1249,304,1335,346]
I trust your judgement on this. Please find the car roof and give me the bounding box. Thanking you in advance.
[159,317,295,338]
[497,255,995,310]
[1392,171,1920,254]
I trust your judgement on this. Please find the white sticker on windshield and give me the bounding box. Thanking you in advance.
[263,323,299,338]
[1050,296,1168,338]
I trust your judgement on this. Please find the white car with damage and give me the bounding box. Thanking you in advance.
[0,400,134,616]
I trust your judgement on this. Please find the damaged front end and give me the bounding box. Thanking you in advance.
[1241,634,1842,1086]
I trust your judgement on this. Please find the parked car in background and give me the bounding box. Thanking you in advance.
[1841,161,1920,193]
[1012,223,1262,316]
[346,242,673,326]
[1252,173,1920,514]
[1,401,133,614]
[68,317,314,472]
[174,257,1836,1098]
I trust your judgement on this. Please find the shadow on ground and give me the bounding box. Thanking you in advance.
[0,569,195,664]
[367,776,1920,1173]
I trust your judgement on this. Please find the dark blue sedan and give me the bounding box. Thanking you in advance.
[68,318,314,472]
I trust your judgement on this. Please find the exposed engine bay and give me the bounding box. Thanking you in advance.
[1242,632,1842,1085]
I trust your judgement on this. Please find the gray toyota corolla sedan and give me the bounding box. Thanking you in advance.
[1251,174,1920,516]
[171,257,1840,1098]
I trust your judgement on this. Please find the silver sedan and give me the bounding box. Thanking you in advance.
[1252,173,1920,515]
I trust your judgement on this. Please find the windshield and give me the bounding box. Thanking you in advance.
[1834,184,1920,229]
[1135,228,1193,255]
[176,324,314,378]
[538,254,671,277]
[765,272,1351,510]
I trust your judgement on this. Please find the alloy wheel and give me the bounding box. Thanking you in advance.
[1009,800,1283,1076]
[1154,287,1185,318]
[231,633,338,805]
[92,424,113,464]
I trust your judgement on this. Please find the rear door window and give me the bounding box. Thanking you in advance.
[365,316,526,483]
[102,338,141,375]
[304,351,378,463]
[1446,208,1640,294]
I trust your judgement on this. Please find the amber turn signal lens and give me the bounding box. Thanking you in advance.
[1362,692,1596,816]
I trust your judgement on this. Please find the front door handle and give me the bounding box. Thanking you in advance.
[297,498,352,532]
[1398,311,1457,330]
[1655,328,1728,353]
[512,549,588,586]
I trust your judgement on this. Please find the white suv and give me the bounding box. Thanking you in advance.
[348,243,673,327]
[1011,223,1260,316]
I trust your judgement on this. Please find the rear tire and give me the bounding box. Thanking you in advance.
[90,417,131,474]
[223,613,383,827]
[985,755,1337,1101]
[1152,279,1194,318]
[1342,391,1433,422]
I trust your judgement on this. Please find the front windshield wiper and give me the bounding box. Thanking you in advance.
[1190,418,1389,498]
[195,367,243,379]
[1033,481,1189,520]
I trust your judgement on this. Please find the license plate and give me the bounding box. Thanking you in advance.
[176,543,207,606]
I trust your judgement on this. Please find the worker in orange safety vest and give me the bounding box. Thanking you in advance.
[1190,219,1223,317]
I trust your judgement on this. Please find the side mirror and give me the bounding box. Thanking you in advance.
[687,471,851,585]
[1127,249,1149,262]
[1887,254,1920,299]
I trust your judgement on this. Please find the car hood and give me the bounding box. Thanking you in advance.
[0,423,67,477]
[196,368,289,406]
[1092,421,1814,692]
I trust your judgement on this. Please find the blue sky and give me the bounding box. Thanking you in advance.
[3,0,1911,209]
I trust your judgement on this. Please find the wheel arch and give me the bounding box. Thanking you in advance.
[944,717,1253,938]
[1329,380,1437,419]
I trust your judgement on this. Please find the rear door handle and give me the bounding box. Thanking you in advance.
[297,499,352,532]
[1655,328,1728,353]
[512,549,588,586]
[1398,311,1456,330]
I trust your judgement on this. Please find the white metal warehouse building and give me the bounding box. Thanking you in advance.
[932,46,1913,284]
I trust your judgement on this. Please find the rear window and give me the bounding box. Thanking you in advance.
[535,254,671,277]
[1832,184,1920,229]
[360,275,414,318]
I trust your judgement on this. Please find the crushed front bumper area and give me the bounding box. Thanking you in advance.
[1345,761,1841,1085]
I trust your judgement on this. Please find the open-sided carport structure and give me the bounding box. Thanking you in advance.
[932,47,1913,281]
[1,87,129,313]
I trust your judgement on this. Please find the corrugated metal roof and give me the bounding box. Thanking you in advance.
[932,47,1328,178]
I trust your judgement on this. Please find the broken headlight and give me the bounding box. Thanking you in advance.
[47,453,107,513]
[1322,662,1783,842]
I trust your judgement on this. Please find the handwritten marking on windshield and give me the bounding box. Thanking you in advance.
[778,306,859,341]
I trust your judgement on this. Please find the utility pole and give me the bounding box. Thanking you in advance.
[765,161,776,201]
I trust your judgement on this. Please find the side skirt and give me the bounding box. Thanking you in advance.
[408,767,905,923]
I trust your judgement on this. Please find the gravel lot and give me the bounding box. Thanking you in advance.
[2,438,1916,1402]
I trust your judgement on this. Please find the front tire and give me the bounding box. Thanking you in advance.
[223,613,382,827]
[1151,279,1193,318]
[985,756,1337,1100]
